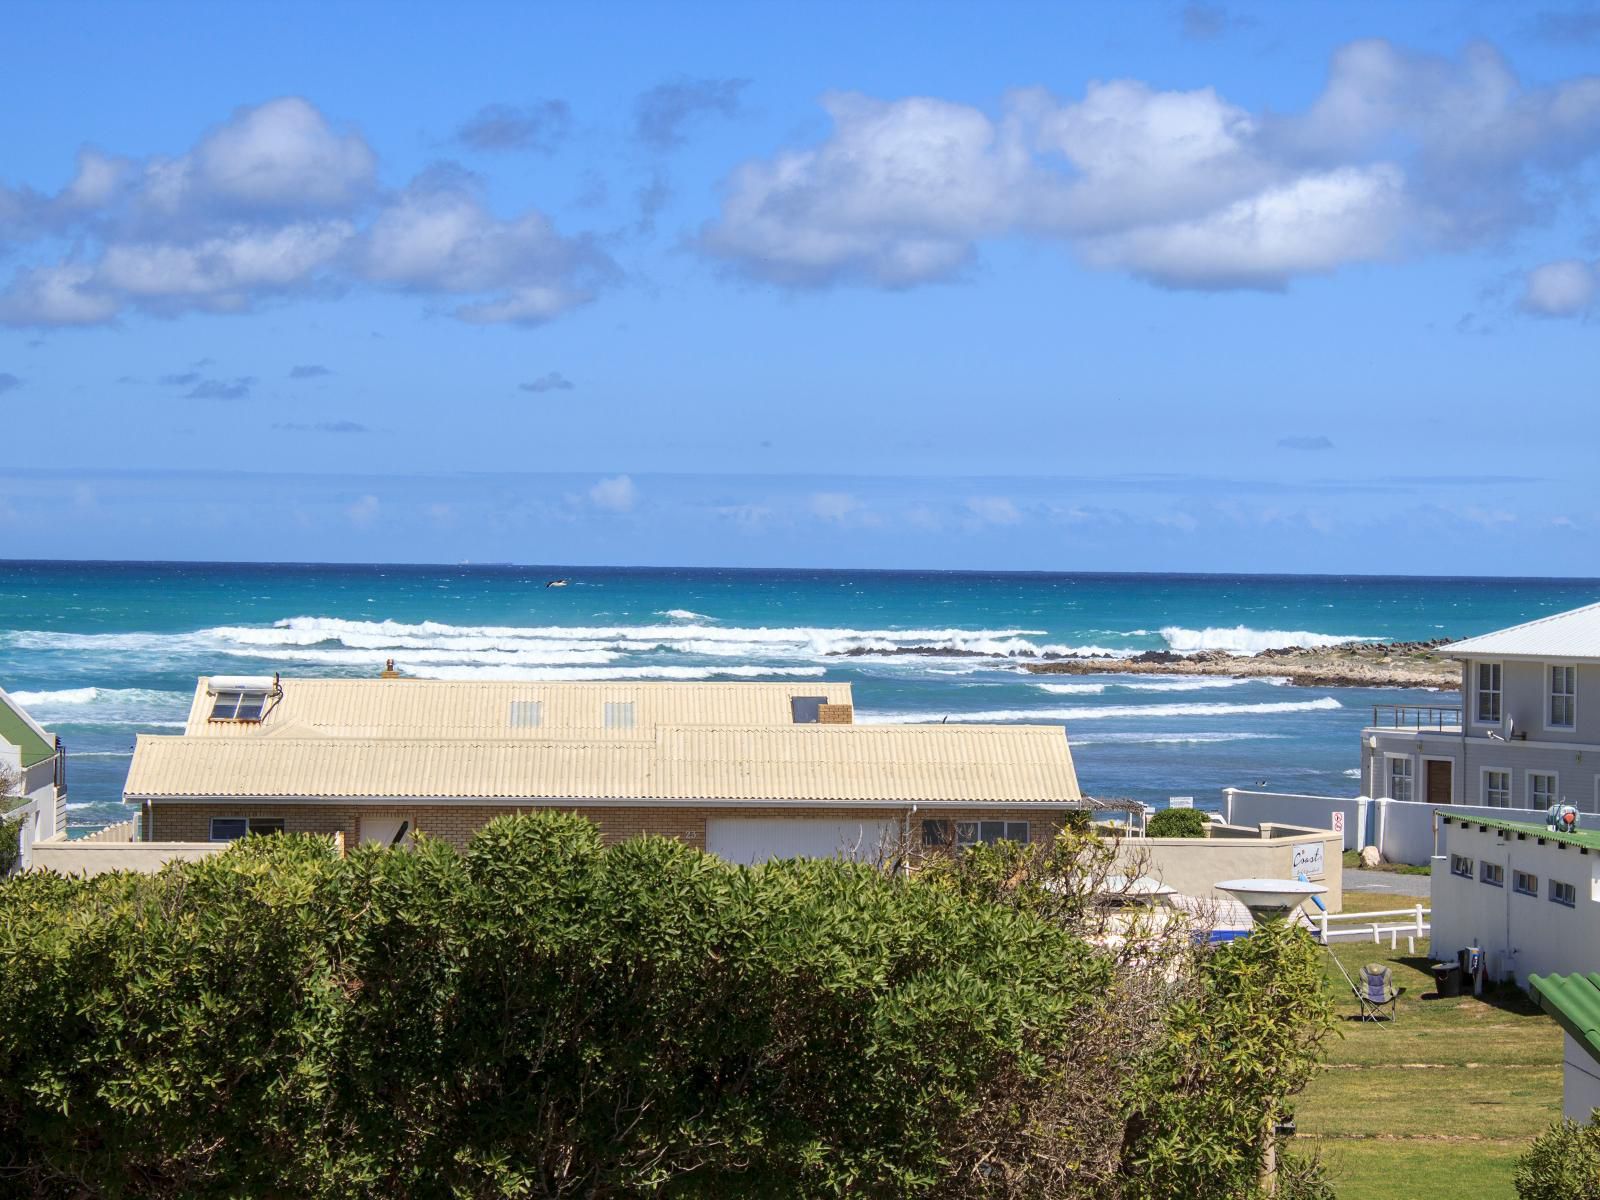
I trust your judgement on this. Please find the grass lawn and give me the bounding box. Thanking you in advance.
[1295,929,1561,1199]
[1343,848,1431,876]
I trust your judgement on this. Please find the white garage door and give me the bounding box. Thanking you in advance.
[705,818,898,866]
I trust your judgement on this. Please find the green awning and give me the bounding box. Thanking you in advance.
[0,694,54,769]
[1530,972,1600,1066]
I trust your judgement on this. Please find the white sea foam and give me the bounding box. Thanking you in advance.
[859,698,1342,724]
[656,609,712,621]
[1159,626,1377,655]
[1343,768,1362,778]
[1035,683,1108,695]
[8,686,190,727]
[1035,676,1286,695]
[402,665,828,681]
[1070,732,1285,746]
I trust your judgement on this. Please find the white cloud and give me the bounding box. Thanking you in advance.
[588,474,637,513]
[345,494,380,527]
[965,495,1022,525]
[0,98,604,327]
[809,491,861,521]
[1520,258,1597,316]
[700,40,1600,293]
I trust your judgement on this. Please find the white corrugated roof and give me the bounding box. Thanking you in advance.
[186,677,854,739]
[1443,601,1600,661]
[126,724,1083,804]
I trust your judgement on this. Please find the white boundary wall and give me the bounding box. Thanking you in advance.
[1223,789,1570,865]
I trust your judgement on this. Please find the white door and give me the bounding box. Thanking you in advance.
[360,815,414,848]
[705,818,897,866]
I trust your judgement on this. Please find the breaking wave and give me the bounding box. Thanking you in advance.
[1070,732,1285,746]
[656,609,712,621]
[860,698,1343,724]
[1158,626,1376,655]
[7,687,190,727]
[1036,676,1289,696]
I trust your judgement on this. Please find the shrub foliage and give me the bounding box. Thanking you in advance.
[1145,807,1208,839]
[1515,1115,1600,1200]
[0,814,1331,1198]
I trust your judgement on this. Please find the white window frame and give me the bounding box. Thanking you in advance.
[209,689,271,722]
[1450,854,1474,879]
[1480,767,1512,808]
[1547,663,1577,731]
[1513,869,1538,897]
[1528,771,1559,810]
[1473,660,1503,727]
[955,820,1030,848]
[1480,861,1504,887]
[1551,879,1577,908]
[209,816,285,841]
[1385,754,1414,803]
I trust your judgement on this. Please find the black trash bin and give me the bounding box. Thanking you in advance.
[1432,962,1462,997]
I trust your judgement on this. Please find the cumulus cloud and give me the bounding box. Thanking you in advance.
[185,377,253,400]
[357,170,614,324]
[0,372,20,393]
[634,78,747,149]
[520,371,574,393]
[699,42,1600,292]
[289,363,332,378]
[965,495,1022,525]
[588,474,637,512]
[809,491,861,521]
[1278,434,1335,451]
[0,97,605,327]
[455,101,571,153]
[1519,258,1597,316]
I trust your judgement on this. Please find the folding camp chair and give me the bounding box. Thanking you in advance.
[1355,962,1404,1021]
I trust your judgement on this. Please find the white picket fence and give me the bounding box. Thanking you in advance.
[1317,904,1430,952]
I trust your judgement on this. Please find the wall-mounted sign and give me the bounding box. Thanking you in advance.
[1331,811,1345,835]
[1292,841,1326,879]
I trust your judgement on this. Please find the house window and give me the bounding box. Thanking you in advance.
[1530,772,1558,809]
[603,701,635,730]
[1482,770,1511,808]
[210,689,271,721]
[921,819,952,847]
[1550,665,1577,729]
[508,700,543,728]
[790,696,827,723]
[1551,879,1577,908]
[1513,870,1538,897]
[1480,862,1504,887]
[209,817,286,842]
[1450,854,1474,879]
[1476,662,1502,724]
[955,821,1030,847]
[1387,756,1414,803]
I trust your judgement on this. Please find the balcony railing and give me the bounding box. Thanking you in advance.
[1370,704,1462,731]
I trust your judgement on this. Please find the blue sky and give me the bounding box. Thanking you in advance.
[2,0,1598,573]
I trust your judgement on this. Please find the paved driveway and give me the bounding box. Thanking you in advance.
[1343,868,1429,897]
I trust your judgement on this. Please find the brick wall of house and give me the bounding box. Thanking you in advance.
[817,704,854,724]
[150,801,1066,851]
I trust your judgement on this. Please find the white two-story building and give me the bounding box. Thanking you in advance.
[1364,601,1600,813]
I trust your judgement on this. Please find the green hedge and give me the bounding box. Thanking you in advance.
[1146,806,1208,838]
[0,814,1331,1199]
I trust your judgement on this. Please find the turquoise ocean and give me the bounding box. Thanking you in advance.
[2,561,1597,832]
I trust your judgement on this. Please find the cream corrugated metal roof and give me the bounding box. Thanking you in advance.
[1443,601,1600,662]
[185,677,854,739]
[126,724,1083,804]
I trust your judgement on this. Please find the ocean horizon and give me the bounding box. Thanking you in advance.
[3,558,1597,831]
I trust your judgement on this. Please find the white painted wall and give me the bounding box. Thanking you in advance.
[1564,1034,1600,1123]
[30,839,226,877]
[1223,790,1368,851]
[1430,818,1600,986]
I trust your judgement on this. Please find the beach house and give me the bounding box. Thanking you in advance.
[0,685,69,868]
[1362,600,1600,812]
[123,675,1100,862]
[1430,812,1600,987]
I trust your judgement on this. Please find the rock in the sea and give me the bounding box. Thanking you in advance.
[1358,845,1382,869]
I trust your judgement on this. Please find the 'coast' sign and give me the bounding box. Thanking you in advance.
[1291,841,1325,879]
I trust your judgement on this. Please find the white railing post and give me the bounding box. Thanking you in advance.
[1320,910,1329,943]
[1415,904,1423,938]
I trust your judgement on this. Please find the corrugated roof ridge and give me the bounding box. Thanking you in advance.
[1441,812,1600,851]
[1444,600,1600,651]
[1530,972,1600,1065]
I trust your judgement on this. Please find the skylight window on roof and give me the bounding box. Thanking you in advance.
[509,700,543,728]
[210,689,269,721]
[604,700,635,730]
